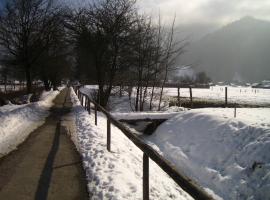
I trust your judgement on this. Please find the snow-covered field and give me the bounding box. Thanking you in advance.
[0,86,269,199]
[166,86,270,104]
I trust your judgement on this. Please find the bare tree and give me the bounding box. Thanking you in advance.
[157,16,191,111]
[149,14,165,110]
[36,19,73,91]
[0,0,66,94]
[68,0,141,108]
[129,16,157,111]
[67,1,192,111]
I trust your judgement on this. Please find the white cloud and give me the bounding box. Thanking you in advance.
[137,0,270,40]
[138,0,270,26]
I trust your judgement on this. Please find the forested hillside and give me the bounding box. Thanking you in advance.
[183,16,270,83]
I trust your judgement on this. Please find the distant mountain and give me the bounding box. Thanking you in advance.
[182,16,270,83]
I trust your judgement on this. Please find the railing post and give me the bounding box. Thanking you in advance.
[177,86,181,107]
[95,105,97,126]
[81,95,84,106]
[107,119,111,152]
[143,153,149,200]
[88,97,91,115]
[225,87,228,107]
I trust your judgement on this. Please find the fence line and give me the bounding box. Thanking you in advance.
[73,87,214,200]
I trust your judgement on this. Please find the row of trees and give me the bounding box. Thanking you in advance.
[0,0,193,110]
[0,0,73,93]
[69,0,192,110]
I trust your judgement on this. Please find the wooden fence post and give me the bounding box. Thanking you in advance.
[143,153,149,200]
[81,95,84,106]
[189,87,193,109]
[88,97,91,115]
[225,87,227,107]
[107,119,111,152]
[177,87,181,107]
[95,105,97,126]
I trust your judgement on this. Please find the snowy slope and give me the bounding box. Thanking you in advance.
[144,108,270,199]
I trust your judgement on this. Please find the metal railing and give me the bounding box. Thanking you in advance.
[73,87,213,200]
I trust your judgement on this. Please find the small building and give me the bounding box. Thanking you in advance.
[263,82,270,88]
[252,80,270,89]
[217,82,225,86]
[230,83,238,87]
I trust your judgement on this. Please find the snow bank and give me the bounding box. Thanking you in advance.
[111,112,181,120]
[145,108,270,199]
[0,89,62,157]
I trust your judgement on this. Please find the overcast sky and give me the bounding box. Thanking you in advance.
[138,0,270,41]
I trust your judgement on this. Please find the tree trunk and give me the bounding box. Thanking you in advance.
[119,85,122,97]
[4,76,7,91]
[135,86,140,111]
[128,86,132,98]
[98,84,112,110]
[43,77,50,91]
[158,74,167,111]
[142,79,150,111]
[139,86,143,111]
[25,68,33,94]
[149,73,157,110]
[135,67,142,111]
[52,81,57,91]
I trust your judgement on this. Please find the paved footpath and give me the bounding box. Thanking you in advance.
[0,88,89,200]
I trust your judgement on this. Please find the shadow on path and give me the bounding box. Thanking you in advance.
[34,121,61,200]
[0,88,89,200]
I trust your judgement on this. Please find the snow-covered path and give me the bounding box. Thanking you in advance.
[0,88,88,199]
